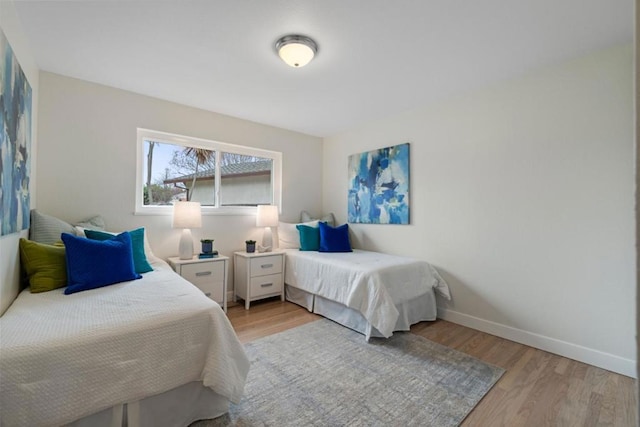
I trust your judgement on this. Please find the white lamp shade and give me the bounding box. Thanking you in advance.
[172,201,202,229]
[278,42,315,67]
[256,205,279,227]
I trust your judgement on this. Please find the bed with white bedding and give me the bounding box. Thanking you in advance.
[284,249,451,340]
[0,256,249,427]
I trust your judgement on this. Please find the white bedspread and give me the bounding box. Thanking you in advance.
[284,249,451,338]
[0,258,249,427]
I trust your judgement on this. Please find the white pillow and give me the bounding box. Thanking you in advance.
[73,226,88,237]
[278,220,320,249]
[300,211,335,227]
[142,230,156,259]
[74,215,106,231]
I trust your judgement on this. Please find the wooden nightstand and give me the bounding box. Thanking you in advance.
[168,255,229,312]
[234,251,285,309]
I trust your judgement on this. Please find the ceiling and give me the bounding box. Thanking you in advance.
[12,0,633,137]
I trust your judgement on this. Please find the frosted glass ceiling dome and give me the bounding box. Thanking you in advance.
[275,35,318,68]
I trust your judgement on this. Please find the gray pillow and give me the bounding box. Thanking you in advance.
[300,210,335,227]
[29,210,107,244]
[29,210,75,245]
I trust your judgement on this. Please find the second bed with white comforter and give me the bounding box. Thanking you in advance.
[284,249,451,339]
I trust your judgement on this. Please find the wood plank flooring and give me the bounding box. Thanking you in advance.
[227,299,637,426]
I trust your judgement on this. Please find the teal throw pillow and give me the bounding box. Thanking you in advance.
[296,224,321,251]
[85,228,153,274]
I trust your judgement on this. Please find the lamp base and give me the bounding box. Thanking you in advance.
[261,227,274,252]
[178,229,194,259]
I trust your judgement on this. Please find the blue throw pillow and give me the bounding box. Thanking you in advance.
[296,224,321,251]
[84,228,153,274]
[61,232,142,294]
[319,222,353,253]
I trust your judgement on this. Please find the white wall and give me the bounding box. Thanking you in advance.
[323,44,635,377]
[0,0,39,315]
[36,72,322,292]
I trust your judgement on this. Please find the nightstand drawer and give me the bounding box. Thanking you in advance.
[234,251,285,310]
[198,281,224,304]
[250,273,283,298]
[250,255,283,277]
[181,262,224,286]
[168,256,229,313]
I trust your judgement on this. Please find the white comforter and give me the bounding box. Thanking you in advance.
[0,258,249,427]
[284,249,451,338]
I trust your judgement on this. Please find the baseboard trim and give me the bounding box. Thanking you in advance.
[437,307,636,378]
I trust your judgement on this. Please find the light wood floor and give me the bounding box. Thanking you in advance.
[227,299,637,427]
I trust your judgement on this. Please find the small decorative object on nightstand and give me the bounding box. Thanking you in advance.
[168,255,229,312]
[234,250,285,309]
[199,239,218,259]
[245,240,256,253]
[200,239,214,253]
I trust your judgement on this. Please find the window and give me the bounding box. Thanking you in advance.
[136,129,282,214]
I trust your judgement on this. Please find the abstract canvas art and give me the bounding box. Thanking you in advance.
[1,29,32,236]
[348,143,409,224]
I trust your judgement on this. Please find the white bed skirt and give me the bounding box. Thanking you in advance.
[285,284,437,338]
[285,285,315,312]
[66,382,229,427]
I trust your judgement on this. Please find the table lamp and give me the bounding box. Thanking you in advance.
[256,205,279,252]
[173,201,202,259]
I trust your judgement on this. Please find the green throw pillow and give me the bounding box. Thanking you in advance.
[84,228,153,274]
[19,238,67,293]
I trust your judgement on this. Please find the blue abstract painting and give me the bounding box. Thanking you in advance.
[348,143,409,224]
[1,29,32,236]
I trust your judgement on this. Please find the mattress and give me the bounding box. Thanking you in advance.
[0,257,249,427]
[283,249,450,338]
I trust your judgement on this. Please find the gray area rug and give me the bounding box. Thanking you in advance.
[196,319,504,426]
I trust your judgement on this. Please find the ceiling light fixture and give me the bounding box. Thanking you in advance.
[275,35,318,68]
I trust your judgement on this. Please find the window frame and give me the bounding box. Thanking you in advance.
[135,128,282,215]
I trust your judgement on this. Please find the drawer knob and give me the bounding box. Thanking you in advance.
[196,271,212,277]
[261,264,273,269]
[260,283,273,288]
